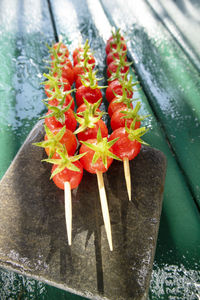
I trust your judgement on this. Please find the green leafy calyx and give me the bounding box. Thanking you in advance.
[81,128,121,169]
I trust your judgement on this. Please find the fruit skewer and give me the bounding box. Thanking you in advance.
[79,128,121,251]
[35,41,82,245]
[105,29,149,201]
[74,41,117,250]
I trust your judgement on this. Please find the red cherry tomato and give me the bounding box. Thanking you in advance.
[73,47,83,61]
[59,65,74,86]
[52,42,69,58]
[108,127,141,160]
[73,64,85,82]
[106,79,133,103]
[45,128,77,158]
[76,103,101,115]
[79,139,113,174]
[77,119,108,141]
[76,86,102,107]
[110,107,141,131]
[75,76,84,89]
[105,38,126,55]
[108,98,133,117]
[45,109,77,132]
[51,160,83,190]
[107,61,129,78]
[48,94,75,111]
[74,54,95,67]
[45,77,71,98]
[106,51,127,65]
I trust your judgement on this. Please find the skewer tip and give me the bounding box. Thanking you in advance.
[96,170,113,251]
[123,157,131,201]
[64,181,72,246]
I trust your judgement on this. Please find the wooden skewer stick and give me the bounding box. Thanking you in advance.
[96,170,113,251]
[123,157,131,201]
[64,181,72,246]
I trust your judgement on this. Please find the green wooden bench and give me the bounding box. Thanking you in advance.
[0,0,199,299]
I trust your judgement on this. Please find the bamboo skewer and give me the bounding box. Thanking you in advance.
[96,170,113,251]
[64,181,72,246]
[123,157,131,201]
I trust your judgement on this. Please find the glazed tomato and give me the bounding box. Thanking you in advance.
[45,77,71,98]
[52,42,69,58]
[73,64,85,81]
[76,86,102,107]
[108,98,133,117]
[79,139,113,174]
[77,119,108,142]
[105,38,126,55]
[59,65,74,86]
[74,54,95,67]
[48,94,75,111]
[44,128,77,158]
[106,51,127,66]
[110,107,141,131]
[51,160,83,190]
[108,127,141,160]
[107,61,129,79]
[106,79,133,103]
[45,109,77,132]
[75,75,84,89]
[76,103,101,115]
[73,47,83,58]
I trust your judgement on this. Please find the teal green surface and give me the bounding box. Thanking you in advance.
[0,0,200,299]
[100,0,200,208]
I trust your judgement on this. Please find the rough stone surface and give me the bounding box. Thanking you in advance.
[0,121,166,300]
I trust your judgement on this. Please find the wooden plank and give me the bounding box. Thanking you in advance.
[100,0,200,207]
[146,0,200,72]
[0,121,166,300]
[0,0,54,179]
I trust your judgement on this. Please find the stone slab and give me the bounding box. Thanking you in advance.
[0,121,166,300]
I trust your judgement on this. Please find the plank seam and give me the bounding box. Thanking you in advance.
[47,0,59,42]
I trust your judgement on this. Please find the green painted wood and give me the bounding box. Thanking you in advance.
[49,0,200,299]
[0,0,199,299]
[0,1,85,299]
[100,0,200,207]
[0,0,53,179]
[146,0,200,72]
[98,0,200,298]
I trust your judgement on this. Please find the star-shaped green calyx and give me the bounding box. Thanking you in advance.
[125,118,149,145]
[42,73,75,104]
[41,98,73,125]
[108,55,132,82]
[110,28,125,47]
[118,71,139,94]
[47,41,68,58]
[76,39,94,66]
[81,128,121,169]
[74,98,105,134]
[42,146,86,179]
[112,86,137,109]
[120,101,150,122]
[80,67,106,90]
[33,125,66,158]
[48,43,67,65]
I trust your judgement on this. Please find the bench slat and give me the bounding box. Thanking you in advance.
[100,0,200,207]
[0,0,54,179]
